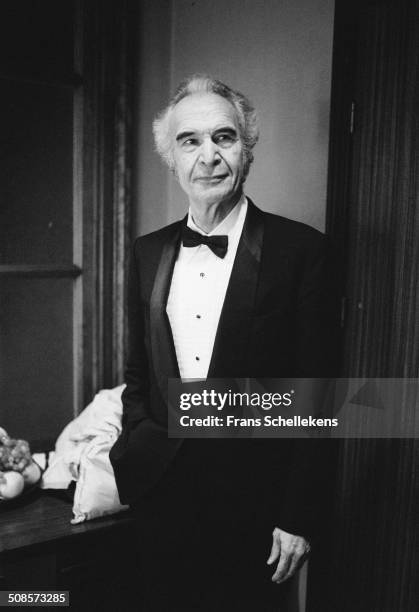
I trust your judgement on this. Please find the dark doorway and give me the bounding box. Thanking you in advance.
[314,1,419,611]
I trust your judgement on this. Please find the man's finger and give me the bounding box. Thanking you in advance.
[266,532,281,565]
[271,549,292,582]
[279,550,304,583]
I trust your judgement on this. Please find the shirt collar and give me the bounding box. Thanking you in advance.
[187,193,247,237]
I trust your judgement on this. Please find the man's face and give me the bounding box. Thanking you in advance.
[170,93,245,208]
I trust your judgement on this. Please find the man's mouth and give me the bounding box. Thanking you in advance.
[194,175,228,183]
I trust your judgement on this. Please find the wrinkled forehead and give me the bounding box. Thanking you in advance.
[169,93,240,139]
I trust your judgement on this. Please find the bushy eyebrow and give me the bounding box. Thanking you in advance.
[213,127,238,137]
[175,126,238,142]
[176,131,195,142]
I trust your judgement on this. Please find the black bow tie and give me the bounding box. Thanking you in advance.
[181,225,228,259]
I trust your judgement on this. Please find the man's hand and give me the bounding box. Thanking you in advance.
[266,527,310,584]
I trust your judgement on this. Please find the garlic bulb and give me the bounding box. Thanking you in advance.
[0,471,25,500]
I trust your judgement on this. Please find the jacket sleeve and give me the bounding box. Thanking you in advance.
[295,234,341,377]
[120,238,151,428]
[276,234,340,543]
[109,239,152,502]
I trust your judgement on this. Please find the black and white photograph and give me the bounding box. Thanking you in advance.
[0,1,418,611]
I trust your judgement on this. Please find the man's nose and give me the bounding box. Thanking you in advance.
[199,138,220,166]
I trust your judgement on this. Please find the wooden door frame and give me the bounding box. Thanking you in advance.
[76,0,137,408]
[325,0,359,338]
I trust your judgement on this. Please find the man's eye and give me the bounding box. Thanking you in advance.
[180,138,198,149]
[214,133,235,146]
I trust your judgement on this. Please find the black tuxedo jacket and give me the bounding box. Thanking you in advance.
[110,200,339,540]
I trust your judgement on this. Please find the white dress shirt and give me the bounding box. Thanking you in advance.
[166,195,248,380]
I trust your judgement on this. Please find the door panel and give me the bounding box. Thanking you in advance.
[0,277,74,443]
[319,2,419,611]
[0,1,78,449]
[0,80,74,265]
[0,0,135,450]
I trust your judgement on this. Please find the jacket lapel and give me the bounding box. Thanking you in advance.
[208,199,264,377]
[149,221,184,393]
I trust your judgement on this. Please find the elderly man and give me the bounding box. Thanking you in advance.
[110,76,338,611]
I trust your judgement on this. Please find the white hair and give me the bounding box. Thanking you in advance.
[152,75,259,179]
